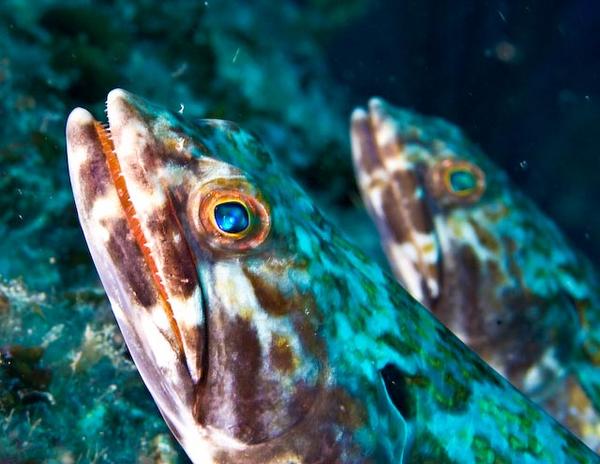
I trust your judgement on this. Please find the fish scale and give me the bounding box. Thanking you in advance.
[67,89,599,463]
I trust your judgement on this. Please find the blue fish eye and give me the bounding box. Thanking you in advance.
[449,169,477,193]
[214,201,250,234]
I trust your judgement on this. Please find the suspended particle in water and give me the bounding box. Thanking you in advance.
[171,63,188,78]
[495,41,517,63]
[519,160,528,170]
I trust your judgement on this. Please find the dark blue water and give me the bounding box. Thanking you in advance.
[326,0,600,264]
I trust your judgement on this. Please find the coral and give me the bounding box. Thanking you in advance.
[0,277,188,462]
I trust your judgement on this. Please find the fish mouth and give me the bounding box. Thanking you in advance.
[66,90,206,419]
[351,98,442,307]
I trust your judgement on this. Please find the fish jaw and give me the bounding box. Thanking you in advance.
[66,99,211,459]
[351,98,442,308]
[104,89,206,385]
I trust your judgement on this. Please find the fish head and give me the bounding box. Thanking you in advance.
[351,98,519,341]
[351,98,588,402]
[66,90,361,462]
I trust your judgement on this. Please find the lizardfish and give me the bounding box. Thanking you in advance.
[351,98,600,448]
[66,90,599,463]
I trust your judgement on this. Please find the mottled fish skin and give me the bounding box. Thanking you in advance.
[351,97,600,449]
[67,90,599,463]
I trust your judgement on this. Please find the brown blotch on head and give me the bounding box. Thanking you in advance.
[469,218,500,253]
[243,268,298,317]
[434,244,485,344]
[392,172,433,235]
[498,290,562,386]
[269,334,296,374]
[211,385,369,464]
[105,217,158,308]
[485,260,506,288]
[124,157,154,190]
[381,183,410,244]
[227,315,265,443]
[351,113,383,174]
[72,123,112,212]
[194,314,266,443]
[146,204,198,298]
[381,172,433,246]
[456,245,483,338]
[79,156,111,213]
[194,313,317,446]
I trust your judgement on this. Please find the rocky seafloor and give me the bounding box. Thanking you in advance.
[1,0,599,462]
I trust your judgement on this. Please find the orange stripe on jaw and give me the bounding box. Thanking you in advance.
[93,121,185,355]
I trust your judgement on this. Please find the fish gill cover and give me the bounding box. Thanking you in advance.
[1,0,600,463]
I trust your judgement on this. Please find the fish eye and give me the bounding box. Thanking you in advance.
[446,168,478,195]
[188,179,271,252]
[214,201,250,235]
[431,159,486,204]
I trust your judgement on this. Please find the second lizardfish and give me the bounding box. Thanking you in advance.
[350,98,600,448]
[66,89,599,463]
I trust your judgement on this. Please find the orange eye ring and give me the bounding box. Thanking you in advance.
[188,179,271,252]
[430,159,486,205]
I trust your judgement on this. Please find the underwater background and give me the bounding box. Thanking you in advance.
[1,0,599,462]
